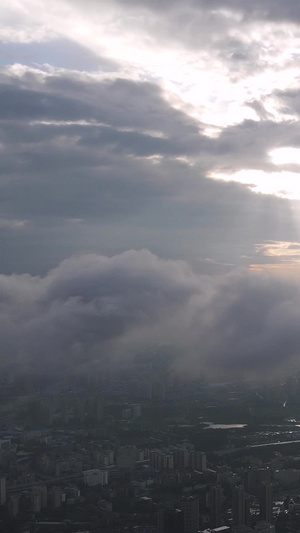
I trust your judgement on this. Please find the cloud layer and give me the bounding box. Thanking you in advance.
[0,67,298,275]
[2,1,300,382]
[1,250,300,381]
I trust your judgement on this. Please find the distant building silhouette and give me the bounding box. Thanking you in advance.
[233,485,245,526]
[0,477,6,505]
[209,485,223,528]
[233,484,250,526]
[180,496,199,533]
[158,508,184,532]
[260,482,273,523]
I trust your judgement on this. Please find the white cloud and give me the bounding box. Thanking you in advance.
[211,168,300,200]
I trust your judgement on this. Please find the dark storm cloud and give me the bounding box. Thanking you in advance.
[3,69,299,183]
[211,119,300,170]
[0,84,92,121]
[0,68,299,274]
[201,0,300,23]
[0,71,206,222]
[0,70,202,138]
[110,0,300,23]
[1,250,300,380]
[0,70,291,184]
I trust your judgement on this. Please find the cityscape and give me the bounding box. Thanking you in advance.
[1,357,300,532]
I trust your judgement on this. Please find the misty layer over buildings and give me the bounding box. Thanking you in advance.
[0,249,300,382]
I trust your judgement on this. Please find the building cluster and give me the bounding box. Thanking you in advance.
[1,419,300,533]
[28,393,104,426]
[0,369,300,531]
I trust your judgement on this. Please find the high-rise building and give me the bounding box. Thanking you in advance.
[51,486,62,508]
[116,445,137,470]
[8,494,20,518]
[173,448,189,469]
[209,485,223,528]
[180,496,199,533]
[247,468,271,495]
[39,485,48,509]
[190,451,207,471]
[130,403,142,419]
[152,380,166,400]
[0,477,6,505]
[233,485,246,526]
[31,490,42,514]
[158,508,184,533]
[245,493,252,526]
[260,482,273,523]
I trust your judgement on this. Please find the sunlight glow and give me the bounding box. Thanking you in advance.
[21,2,298,128]
[211,169,300,200]
[256,241,300,258]
[269,147,300,165]
[3,1,300,129]
[249,240,300,275]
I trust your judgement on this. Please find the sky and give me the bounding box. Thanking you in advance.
[2,0,300,381]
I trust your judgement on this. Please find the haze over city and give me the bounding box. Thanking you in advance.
[2,0,300,381]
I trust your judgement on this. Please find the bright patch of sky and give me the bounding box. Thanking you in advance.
[211,169,300,200]
[2,1,300,128]
[270,147,300,165]
[256,240,300,258]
